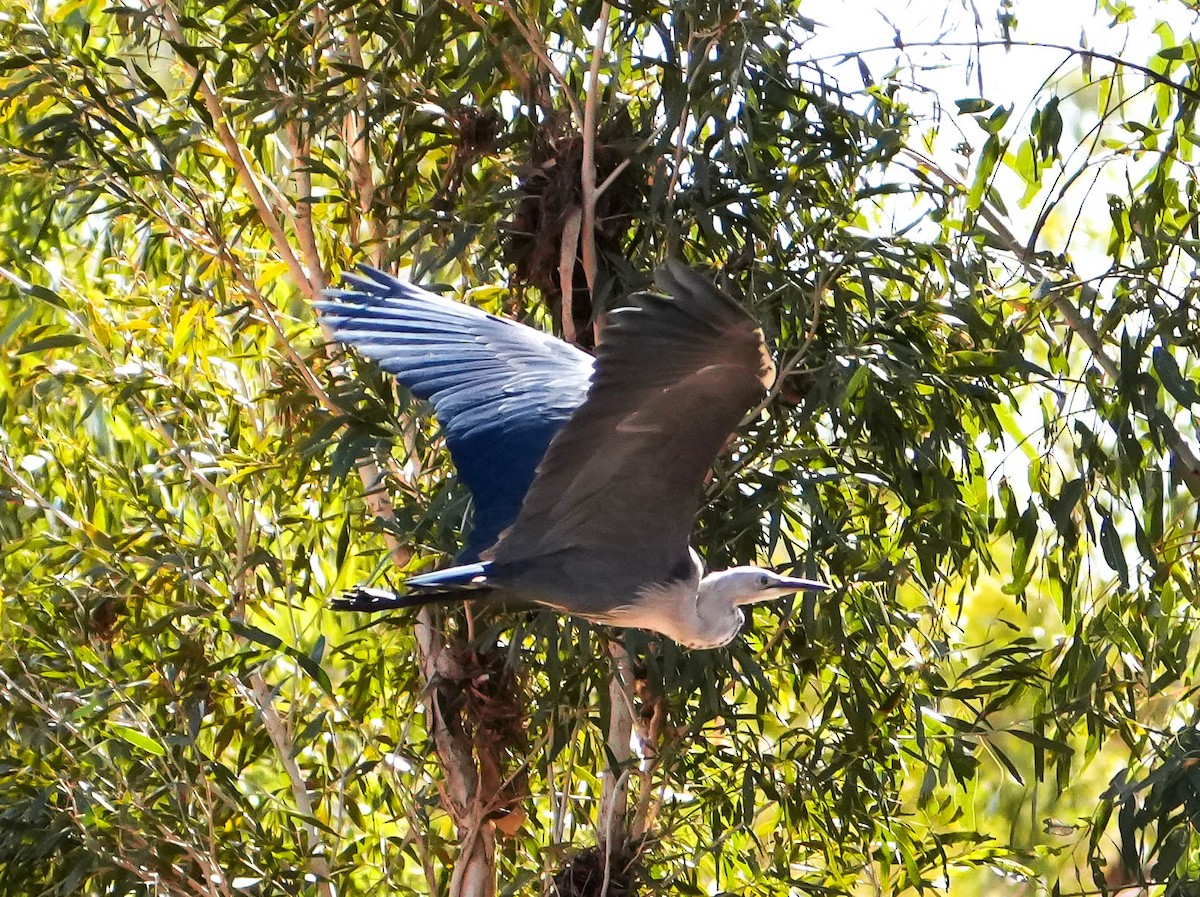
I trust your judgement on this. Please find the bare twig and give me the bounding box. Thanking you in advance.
[250,31,328,292]
[600,768,630,897]
[595,155,635,200]
[580,2,613,297]
[818,39,1200,105]
[415,619,497,897]
[558,205,583,343]
[546,702,588,894]
[240,673,335,897]
[0,447,82,532]
[599,639,635,853]
[217,243,339,410]
[345,32,387,268]
[665,30,722,205]
[153,1,318,301]
[745,262,840,425]
[265,72,326,291]
[494,0,583,124]
[630,672,666,841]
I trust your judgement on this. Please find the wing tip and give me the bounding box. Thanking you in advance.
[651,259,757,324]
[319,265,449,309]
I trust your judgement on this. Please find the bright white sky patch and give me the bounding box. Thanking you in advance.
[803,0,1199,274]
[806,0,1199,104]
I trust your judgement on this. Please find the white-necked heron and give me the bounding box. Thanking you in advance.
[316,260,826,649]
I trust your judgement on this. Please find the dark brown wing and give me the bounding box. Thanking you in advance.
[490,260,774,582]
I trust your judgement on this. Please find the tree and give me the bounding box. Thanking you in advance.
[2,0,1200,894]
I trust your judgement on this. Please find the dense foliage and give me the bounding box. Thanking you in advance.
[3,0,1200,894]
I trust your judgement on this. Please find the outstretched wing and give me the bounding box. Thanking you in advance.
[491,260,775,582]
[316,267,594,560]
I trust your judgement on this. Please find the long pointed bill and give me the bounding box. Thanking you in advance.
[778,576,829,592]
[737,575,830,606]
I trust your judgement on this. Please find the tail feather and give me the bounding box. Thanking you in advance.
[329,564,493,613]
[405,562,489,590]
[328,586,447,612]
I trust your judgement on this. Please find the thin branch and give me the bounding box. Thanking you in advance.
[415,619,497,897]
[261,63,327,291]
[665,30,722,205]
[820,39,1200,105]
[0,445,83,533]
[346,31,387,268]
[494,0,583,124]
[153,0,318,301]
[627,652,670,842]
[580,2,613,298]
[558,205,583,343]
[595,155,635,199]
[240,673,334,897]
[746,263,839,425]
[600,768,630,897]
[209,238,339,412]
[546,702,588,895]
[599,639,635,853]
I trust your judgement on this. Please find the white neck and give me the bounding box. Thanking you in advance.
[605,573,741,649]
[591,555,790,649]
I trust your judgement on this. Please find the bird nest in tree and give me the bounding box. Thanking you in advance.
[435,643,530,834]
[552,845,640,897]
[503,112,643,346]
[454,644,526,757]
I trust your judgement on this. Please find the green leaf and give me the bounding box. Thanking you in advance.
[26,284,68,308]
[231,622,283,651]
[1050,478,1085,539]
[109,724,166,757]
[1152,347,1198,407]
[1033,97,1062,161]
[956,98,994,114]
[17,333,86,354]
[1100,515,1130,588]
[968,134,1002,210]
[1156,42,1200,61]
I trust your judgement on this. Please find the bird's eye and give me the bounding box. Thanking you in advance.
[758,573,770,587]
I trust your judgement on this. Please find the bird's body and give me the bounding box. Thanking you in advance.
[317,261,826,648]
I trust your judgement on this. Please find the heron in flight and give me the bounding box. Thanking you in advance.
[316,261,826,649]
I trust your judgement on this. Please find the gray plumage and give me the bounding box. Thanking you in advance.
[318,260,826,648]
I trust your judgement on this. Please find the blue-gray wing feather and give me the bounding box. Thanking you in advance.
[315,266,594,559]
[491,260,774,588]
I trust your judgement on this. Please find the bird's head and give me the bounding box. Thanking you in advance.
[716,566,829,605]
[692,566,829,648]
